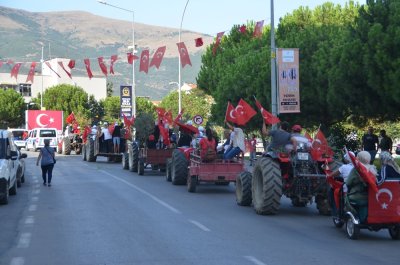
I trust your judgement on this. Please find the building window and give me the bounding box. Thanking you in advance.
[19,83,31,96]
[0,84,17,91]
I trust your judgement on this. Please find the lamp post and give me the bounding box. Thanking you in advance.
[98,0,136,118]
[270,0,278,129]
[178,0,190,114]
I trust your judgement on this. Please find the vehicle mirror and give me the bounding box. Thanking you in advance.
[9,150,18,160]
[21,153,28,159]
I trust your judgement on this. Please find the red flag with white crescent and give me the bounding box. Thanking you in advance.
[367,181,400,224]
[177,42,192,68]
[225,102,238,124]
[139,50,150,73]
[127,52,138,64]
[58,62,72,79]
[110,55,118,74]
[311,129,335,160]
[66,112,76,124]
[10,63,22,80]
[254,20,264,37]
[26,110,63,130]
[150,46,166,69]
[68,59,75,69]
[212,31,225,55]
[97,57,108,76]
[254,98,280,125]
[45,62,61,78]
[236,99,256,125]
[84,58,93,79]
[26,62,37,83]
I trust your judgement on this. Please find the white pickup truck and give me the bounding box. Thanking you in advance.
[0,130,18,204]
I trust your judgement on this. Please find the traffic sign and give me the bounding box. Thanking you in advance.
[193,115,203,125]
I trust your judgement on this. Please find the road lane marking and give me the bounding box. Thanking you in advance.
[33,179,39,183]
[24,216,35,225]
[31,196,38,202]
[35,184,40,188]
[244,256,267,265]
[10,257,24,265]
[188,220,210,232]
[28,204,37,212]
[17,233,31,248]
[33,189,40,194]
[100,170,181,214]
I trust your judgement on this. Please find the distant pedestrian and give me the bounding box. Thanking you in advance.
[361,126,379,164]
[249,134,257,166]
[379,129,393,154]
[36,139,56,187]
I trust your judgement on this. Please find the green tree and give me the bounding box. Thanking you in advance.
[136,97,156,116]
[0,89,25,128]
[102,96,120,121]
[107,81,114,97]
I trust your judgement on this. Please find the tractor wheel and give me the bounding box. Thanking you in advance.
[129,142,139,172]
[122,152,129,170]
[187,175,197,193]
[16,169,22,188]
[236,171,252,206]
[252,157,282,215]
[75,145,82,155]
[138,159,144,175]
[166,158,172,182]
[62,137,71,155]
[316,194,331,216]
[9,180,17,196]
[57,143,62,154]
[171,149,188,185]
[346,217,360,240]
[333,217,345,228]
[0,182,9,205]
[389,226,400,240]
[82,145,87,161]
[87,138,97,162]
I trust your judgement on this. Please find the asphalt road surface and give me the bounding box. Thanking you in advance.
[0,151,399,265]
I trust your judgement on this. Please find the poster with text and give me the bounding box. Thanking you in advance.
[277,48,300,113]
[120,85,132,119]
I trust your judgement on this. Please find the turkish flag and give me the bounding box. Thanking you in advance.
[174,109,184,123]
[254,20,264,37]
[367,181,400,224]
[84,58,93,79]
[156,107,166,121]
[235,99,256,125]
[347,148,378,194]
[254,99,280,125]
[110,55,118,74]
[212,31,224,55]
[150,46,166,69]
[122,113,131,128]
[175,121,199,135]
[239,25,247,34]
[26,110,63,131]
[58,62,72,79]
[26,62,37,83]
[97,57,108,76]
[82,125,91,143]
[158,123,170,146]
[225,102,240,124]
[66,112,76,124]
[127,52,139,64]
[310,129,334,160]
[45,62,61,78]
[177,42,192,68]
[139,50,150,73]
[10,63,22,80]
[195,37,203,47]
[68,59,75,69]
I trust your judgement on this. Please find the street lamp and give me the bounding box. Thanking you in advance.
[178,0,190,114]
[270,0,278,129]
[97,0,136,118]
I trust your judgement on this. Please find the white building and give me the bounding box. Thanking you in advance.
[0,58,107,103]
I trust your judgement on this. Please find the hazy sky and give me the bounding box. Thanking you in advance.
[0,0,365,35]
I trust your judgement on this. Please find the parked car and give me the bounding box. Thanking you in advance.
[25,128,58,151]
[0,130,18,204]
[8,128,28,150]
[15,147,27,187]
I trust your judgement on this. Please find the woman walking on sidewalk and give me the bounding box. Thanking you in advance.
[36,139,56,186]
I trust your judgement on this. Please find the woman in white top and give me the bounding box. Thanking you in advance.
[223,121,245,160]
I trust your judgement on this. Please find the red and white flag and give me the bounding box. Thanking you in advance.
[26,110,63,130]
[174,109,184,123]
[254,20,264,37]
[346,147,378,193]
[177,42,191,67]
[235,98,257,125]
[127,52,139,64]
[110,55,118,74]
[149,46,166,69]
[254,98,280,125]
[97,57,108,76]
[26,62,37,83]
[225,101,240,124]
[45,62,61,78]
[84,58,93,79]
[58,62,72,79]
[213,31,224,55]
[195,37,203,47]
[139,50,150,73]
[66,112,76,124]
[68,59,75,69]
[10,63,22,80]
[239,25,247,34]
[310,129,334,160]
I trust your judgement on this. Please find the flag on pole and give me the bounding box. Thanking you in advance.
[58,62,72,79]
[45,62,61,78]
[212,31,224,55]
[83,58,93,79]
[177,42,192,67]
[110,55,118,74]
[26,62,37,83]
[139,50,150,73]
[254,20,264,37]
[127,52,138,64]
[254,98,280,125]
[68,59,75,69]
[195,37,203,47]
[10,63,22,80]
[97,57,108,76]
[235,98,256,125]
[149,46,166,69]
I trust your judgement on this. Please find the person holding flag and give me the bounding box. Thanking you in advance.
[262,121,297,153]
[223,121,245,161]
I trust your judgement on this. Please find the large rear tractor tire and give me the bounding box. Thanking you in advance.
[129,142,139,172]
[138,158,145,175]
[62,137,71,155]
[236,171,252,206]
[187,175,197,193]
[171,150,188,185]
[87,138,97,162]
[252,157,282,215]
[122,152,129,170]
[166,158,172,182]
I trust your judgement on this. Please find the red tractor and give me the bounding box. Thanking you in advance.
[236,137,333,215]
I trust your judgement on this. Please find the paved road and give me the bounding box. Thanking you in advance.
[0,151,399,265]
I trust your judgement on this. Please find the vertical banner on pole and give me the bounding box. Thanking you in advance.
[120,85,132,119]
[277,48,300,113]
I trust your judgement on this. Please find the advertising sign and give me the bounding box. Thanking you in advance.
[277,48,300,113]
[120,85,132,118]
[26,110,63,131]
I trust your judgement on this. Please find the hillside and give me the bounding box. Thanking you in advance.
[0,6,214,99]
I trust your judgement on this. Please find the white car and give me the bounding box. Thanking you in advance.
[25,128,58,151]
[8,128,28,150]
[0,130,18,205]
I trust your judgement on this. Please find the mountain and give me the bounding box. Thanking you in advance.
[0,6,214,100]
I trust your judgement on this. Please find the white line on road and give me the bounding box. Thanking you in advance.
[100,170,181,214]
[33,189,40,195]
[10,257,24,265]
[24,216,35,225]
[188,219,211,232]
[17,233,31,248]
[28,204,37,212]
[31,196,38,202]
[33,179,39,183]
[244,256,267,265]
[35,184,40,188]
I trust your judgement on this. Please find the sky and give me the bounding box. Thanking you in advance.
[0,0,366,35]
